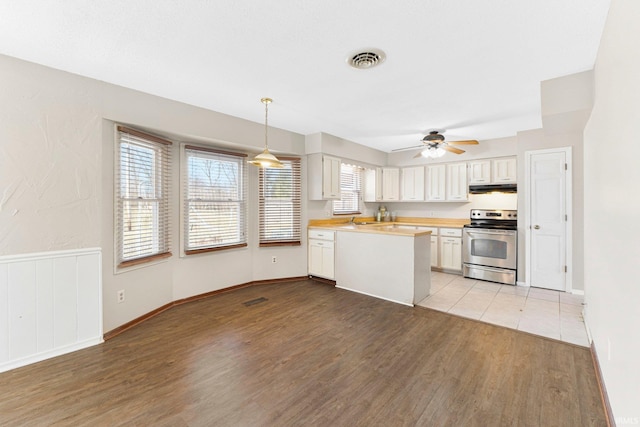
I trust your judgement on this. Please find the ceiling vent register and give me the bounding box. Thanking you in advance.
[348,49,386,69]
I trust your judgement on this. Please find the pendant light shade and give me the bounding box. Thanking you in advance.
[248,97,284,168]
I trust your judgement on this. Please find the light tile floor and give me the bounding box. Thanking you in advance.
[417,272,589,347]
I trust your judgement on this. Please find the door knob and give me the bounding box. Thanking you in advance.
[534,225,540,230]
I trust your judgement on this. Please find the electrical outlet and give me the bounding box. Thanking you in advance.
[271,256,277,264]
[117,289,125,304]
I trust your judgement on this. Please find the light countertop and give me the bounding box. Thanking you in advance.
[310,222,434,237]
[308,217,469,237]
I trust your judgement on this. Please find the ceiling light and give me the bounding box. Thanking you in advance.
[420,146,446,158]
[248,97,283,168]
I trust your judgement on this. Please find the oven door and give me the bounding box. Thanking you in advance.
[463,227,517,270]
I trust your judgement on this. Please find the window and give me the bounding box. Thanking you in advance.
[259,158,301,246]
[184,145,247,254]
[333,163,362,215]
[116,126,172,268]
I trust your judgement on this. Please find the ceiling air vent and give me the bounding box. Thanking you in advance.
[347,49,386,69]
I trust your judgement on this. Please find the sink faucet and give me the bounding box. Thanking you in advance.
[349,216,356,224]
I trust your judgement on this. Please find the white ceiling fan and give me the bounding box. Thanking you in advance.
[393,130,479,158]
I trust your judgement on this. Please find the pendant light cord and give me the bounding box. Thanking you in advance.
[262,97,272,150]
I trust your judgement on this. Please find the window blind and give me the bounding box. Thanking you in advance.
[333,163,362,215]
[116,126,172,268]
[184,145,247,254]
[259,157,301,246]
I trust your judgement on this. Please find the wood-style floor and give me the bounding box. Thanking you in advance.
[0,280,606,426]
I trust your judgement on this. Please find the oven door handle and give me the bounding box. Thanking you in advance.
[465,230,515,236]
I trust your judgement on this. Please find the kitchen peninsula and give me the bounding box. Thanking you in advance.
[308,221,433,306]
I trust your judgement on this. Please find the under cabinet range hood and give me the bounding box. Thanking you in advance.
[468,184,517,194]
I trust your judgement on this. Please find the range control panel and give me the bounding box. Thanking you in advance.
[470,209,517,220]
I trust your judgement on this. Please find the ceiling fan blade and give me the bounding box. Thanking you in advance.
[413,151,425,158]
[447,139,479,145]
[442,145,465,154]
[391,144,424,152]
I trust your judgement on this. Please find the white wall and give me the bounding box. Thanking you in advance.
[0,54,308,333]
[0,56,101,255]
[583,0,640,420]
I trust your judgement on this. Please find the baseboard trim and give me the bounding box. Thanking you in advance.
[104,276,308,341]
[590,341,615,427]
[308,275,337,286]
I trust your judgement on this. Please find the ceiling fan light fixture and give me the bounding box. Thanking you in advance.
[248,97,283,168]
[420,146,446,158]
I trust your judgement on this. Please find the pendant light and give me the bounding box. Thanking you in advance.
[248,97,284,168]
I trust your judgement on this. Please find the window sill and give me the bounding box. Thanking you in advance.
[185,243,248,255]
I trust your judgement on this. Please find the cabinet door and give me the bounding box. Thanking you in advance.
[468,160,491,184]
[430,235,439,268]
[401,166,425,201]
[363,168,382,202]
[308,240,335,279]
[382,167,400,201]
[322,155,342,199]
[439,237,462,271]
[427,165,446,201]
[446,163,468,201]
[492,157,517,183]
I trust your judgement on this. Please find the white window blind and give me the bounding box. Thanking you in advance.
[333,163,362,215]
[259,158,301,246]
[116,126,172,268]
[184,145,247,254]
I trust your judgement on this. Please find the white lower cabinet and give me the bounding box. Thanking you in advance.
[439,228,463,272]
[308,229,335,280]
[430,236,439,268]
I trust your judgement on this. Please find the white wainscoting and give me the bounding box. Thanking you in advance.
[0,248,103,373]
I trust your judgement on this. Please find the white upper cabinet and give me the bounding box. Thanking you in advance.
[401,166,425,201]
[468,156,517,185]
[427,164,446,201]
[446,162,468,201]
[308,153,341,200]
[363,168,383,202]
[381,167,400,201]
[492,157,517,183]
[468,160,491,184]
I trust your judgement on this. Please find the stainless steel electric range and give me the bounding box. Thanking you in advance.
[462,209,518,285]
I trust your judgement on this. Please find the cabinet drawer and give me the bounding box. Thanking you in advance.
[309,239,334,250]
[439,228,462,237]
[309,229,335,241]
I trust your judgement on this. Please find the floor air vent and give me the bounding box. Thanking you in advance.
[243,297,268,307]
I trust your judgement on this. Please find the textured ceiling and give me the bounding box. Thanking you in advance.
[0,0,611,152]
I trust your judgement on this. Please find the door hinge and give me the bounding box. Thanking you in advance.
[564,163,568,171]
[565,214,568,221]
[564,265,568,273]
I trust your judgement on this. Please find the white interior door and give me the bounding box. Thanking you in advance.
[527,149,569,291]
